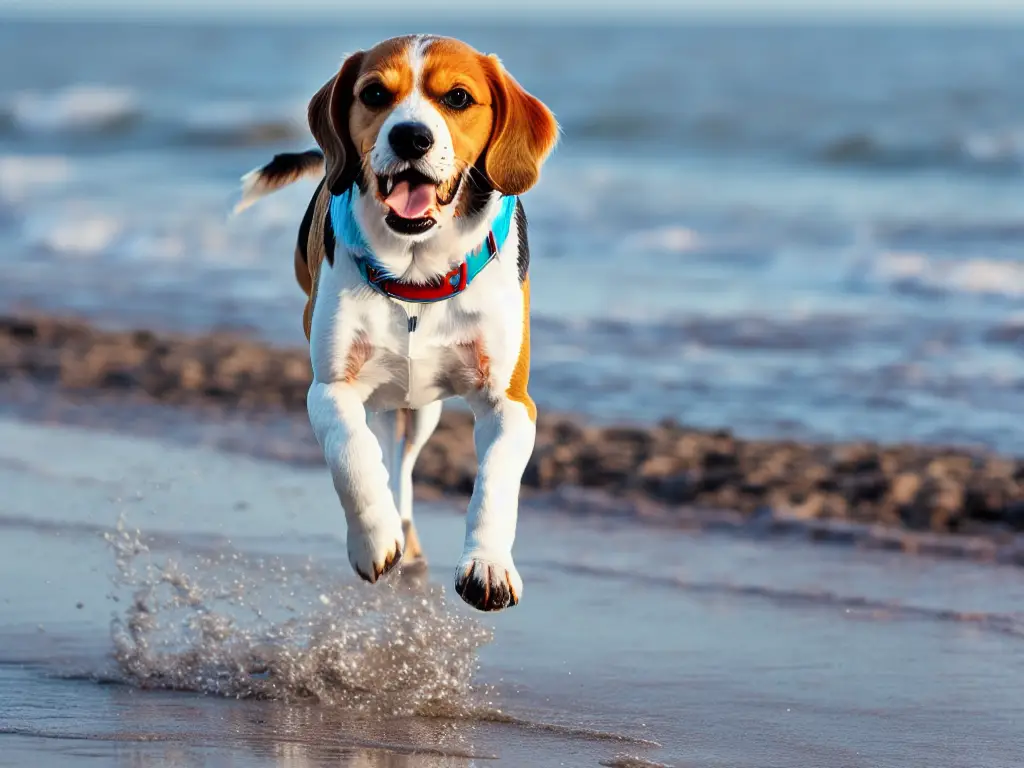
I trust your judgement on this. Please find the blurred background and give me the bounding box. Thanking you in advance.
[2,0,1024,451]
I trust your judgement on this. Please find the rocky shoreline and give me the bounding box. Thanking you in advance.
[3,313,1023,543]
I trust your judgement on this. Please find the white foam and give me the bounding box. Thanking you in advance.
[876,250,1024,299]
[874,251,930,281]
[184,101,260,129]
[622,226,700,253]
[183,100,303,130]
[9,86,138,133]
[963,129,1024,164]
[119,232,187,262]
[25,210,123,256]
[179,100,304,148]
[0,155,72,202]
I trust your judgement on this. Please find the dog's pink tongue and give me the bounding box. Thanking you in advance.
[385,180,436,219]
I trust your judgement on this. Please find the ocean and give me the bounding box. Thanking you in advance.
[2,18,1024,451]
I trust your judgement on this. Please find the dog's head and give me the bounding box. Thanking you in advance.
[308,35,558,242]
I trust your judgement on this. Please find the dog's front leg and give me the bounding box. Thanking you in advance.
[307,380,404,583]
[455,394,535,611]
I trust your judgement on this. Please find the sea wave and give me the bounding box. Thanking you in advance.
[533,311,904,354]
[985,314,1024,347]
[4,86,140,135]
[819,130,1024,172]
[0,155,73,202]
[963,129,1024,164]
[874,251,1024,300]
[177,101,304,147]
[0,86,305,148]
[22,209,125,257]
[876,219,1024,248]
[565,110,1024,174]
[621,226,700,254]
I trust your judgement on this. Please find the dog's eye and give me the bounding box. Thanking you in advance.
[359,83,393,109]
[441,88,473,110]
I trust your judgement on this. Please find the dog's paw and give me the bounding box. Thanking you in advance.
[454,552,522,612]
[346,512,404,584]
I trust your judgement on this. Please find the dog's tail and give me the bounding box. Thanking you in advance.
[233,149,325,214]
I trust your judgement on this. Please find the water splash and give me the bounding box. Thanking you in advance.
[102,517,494,716]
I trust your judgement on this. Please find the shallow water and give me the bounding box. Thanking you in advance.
[1,416,1023,766]
[2,20,1024,452]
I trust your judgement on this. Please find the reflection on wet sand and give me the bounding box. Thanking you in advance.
[103,691,496,765]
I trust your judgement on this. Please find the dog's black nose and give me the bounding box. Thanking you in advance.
[389,122,434,160]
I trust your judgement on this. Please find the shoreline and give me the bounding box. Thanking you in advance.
[3,312,1023,546]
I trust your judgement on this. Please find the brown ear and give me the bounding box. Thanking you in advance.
[481,55,558,196]
[308,51,365,195]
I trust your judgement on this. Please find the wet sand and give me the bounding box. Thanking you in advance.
[2,416,1023,767]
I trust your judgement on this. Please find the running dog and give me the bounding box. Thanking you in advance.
[236,35,558,611]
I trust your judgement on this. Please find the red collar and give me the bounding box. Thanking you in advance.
[358,232,497,304]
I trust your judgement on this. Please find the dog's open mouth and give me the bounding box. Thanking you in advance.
[377,169,462,235]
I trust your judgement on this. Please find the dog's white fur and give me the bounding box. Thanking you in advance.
[241,35,552,610]
[306,198,530,604]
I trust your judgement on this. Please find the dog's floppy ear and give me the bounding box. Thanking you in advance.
[308,51,365,195]
[480,55,558,196]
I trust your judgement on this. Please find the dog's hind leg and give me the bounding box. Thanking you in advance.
[398,402,443,566]
[369,402,442,567]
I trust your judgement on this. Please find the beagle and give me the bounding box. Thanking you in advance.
[236,35,558,611]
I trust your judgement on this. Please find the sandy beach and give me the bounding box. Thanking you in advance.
[4,313,1024,556]
[3,416,1024,767]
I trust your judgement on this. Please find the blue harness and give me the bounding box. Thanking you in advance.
[329,189,518,303]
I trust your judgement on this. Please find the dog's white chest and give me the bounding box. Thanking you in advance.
[309,243,522,416]
[359,300,480,412]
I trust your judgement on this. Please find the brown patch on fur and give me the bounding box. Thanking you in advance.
[455,337,491,391]
[395,407,418,459]
[506,276,536,421]
[394,406,409,448]
[348,37,416,168]
[421,39,495,177]
[479,56,558,196]
[308,53,365,195]
[402,519,423,562]
[299,184,332,341]
[293,178,322,298]
[506,570,519,605]
[355,36,416,94]
[344,333,373,384]
[294,244,312,296]
[307,37,422,196]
